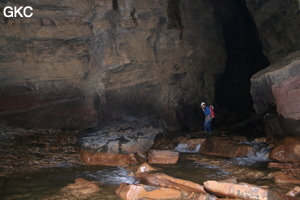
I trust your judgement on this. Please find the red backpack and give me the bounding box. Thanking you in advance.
[209,105,215,118]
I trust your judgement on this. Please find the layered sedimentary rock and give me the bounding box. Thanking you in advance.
[199,137,253,158]
[250,52,300,135]
[0,0,226,130]
[0,0,95,128]
[246,0,300,135]
[85,0,226,130]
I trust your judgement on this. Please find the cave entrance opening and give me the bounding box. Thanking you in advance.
[214,0,270,127]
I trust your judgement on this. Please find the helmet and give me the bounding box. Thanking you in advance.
[201,102,206,106]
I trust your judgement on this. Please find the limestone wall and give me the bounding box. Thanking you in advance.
[246,0,300,134]
[0,0,226,130]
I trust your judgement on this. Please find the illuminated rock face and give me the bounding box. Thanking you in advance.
[246,0,300,135]
[269,136,300,163]
[1,0,299,134]
[250,53,300,135]
[0,0,226,130]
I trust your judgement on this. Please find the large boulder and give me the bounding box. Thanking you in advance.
[77,120,161,166]
[199,137,253,158]
[246,0,300,136]
[78,120,162,154]
[269,136,300,162]
[250,51,300,136]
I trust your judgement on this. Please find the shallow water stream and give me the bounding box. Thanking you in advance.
[0,129,299,200]
[1,151,298,200]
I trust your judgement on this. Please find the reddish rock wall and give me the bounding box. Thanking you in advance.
[246,0,300,135]
[250,52,300,135]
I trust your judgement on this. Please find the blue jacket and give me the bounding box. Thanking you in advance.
[203,106,210,116]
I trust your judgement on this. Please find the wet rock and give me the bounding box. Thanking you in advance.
[272,172,300,184]
[148,150,179,164]
[268,162,300,170]
[136,163,157,174]
[269,136,300,162]
[254,137,267,143]
[78,120,162,154]
[218,178,238,184]
[79,150,138,167]
[115,183,181,200]
[286,186,300,197]
[134,151,148,163]
[204,180,297,200]
[228,135,248,142]
[173,137,205,152]
[192,193,217,200]
[199,137,253,158]
[136,172,206,194]
[61,178,100,195]
[268,162,300,177]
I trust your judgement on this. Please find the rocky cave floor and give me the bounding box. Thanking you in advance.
[0,125,299,199]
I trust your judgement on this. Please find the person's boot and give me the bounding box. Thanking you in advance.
[204,131,207,137]
[208,132,212,137]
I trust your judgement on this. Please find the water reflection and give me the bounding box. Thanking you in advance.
[80,166,136,185]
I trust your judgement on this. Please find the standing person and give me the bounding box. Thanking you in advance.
[201,102,212,137]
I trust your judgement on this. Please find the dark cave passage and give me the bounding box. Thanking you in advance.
[214,0,270,121]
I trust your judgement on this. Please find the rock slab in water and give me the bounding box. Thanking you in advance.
[269,136,300,162]
[199,137,253,158]
[115,183,181,200]
[78,120,163,154]
[272,172,300,184]
[286,186,300,197]
[148,150,179,164]
[79,150,138,167]
[204,180,297,200]
[61,178,100,195]
[136,172,206,194]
